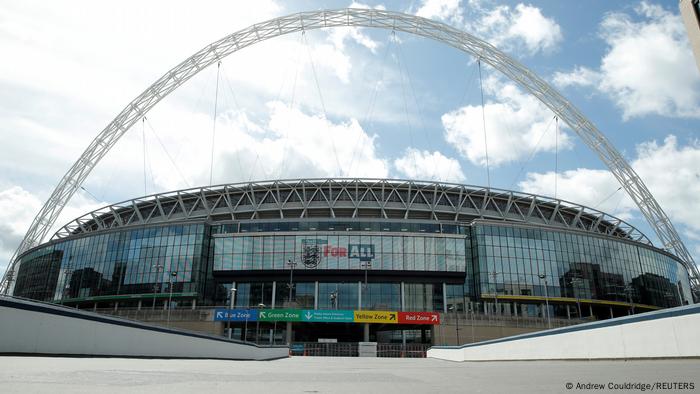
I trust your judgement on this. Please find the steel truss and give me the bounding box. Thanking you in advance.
[51,178,650,244]
[2,8,697,293]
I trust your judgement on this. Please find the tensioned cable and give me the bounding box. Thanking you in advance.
[145,118,192,188]
[303,30,342,177]
[209,61,221,186]
[394,33,418,177]
[478,59,491,189]
[79,186,99,202]
[347,30,395,176]
[507,115,557,190]
[219,62,250,180]
[593,186,623,210]
[554,116,559,199]
[395,32,439,180]
[142,117,147,196]
[276,33,305,180]
[445,60,480,183]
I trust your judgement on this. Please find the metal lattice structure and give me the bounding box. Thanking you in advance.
[50,178,651,244]
[2,8,697,294]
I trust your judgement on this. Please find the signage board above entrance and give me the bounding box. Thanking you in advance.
[213,308,440,325]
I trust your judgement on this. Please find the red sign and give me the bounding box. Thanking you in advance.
[398,311,440,325]
[323,245,347,257]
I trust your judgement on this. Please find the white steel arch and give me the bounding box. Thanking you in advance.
[2,8,698,294]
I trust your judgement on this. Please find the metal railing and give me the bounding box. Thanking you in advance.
[290,342,429,357]
[377,343,429,358]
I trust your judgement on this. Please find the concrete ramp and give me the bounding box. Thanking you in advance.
[0,296,288,360]
[428,304,700,361]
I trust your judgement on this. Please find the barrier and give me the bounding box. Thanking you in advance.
[0,296,288,360]
[428,303,700,361]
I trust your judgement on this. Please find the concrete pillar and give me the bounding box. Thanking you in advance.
[137,300,142,311]
[401,282,405,311]
[314,281,319,310]
[286,322,292,344]
[363,323,370,342]
[114,302,119,311]
[358,281,362,309]
[609,306,614,319]
[93,303,97,312]
[271,281,276,309]
[589,304,593,317]
[566,304,571,319]
[442,282,448,313]
[192,299,196,310]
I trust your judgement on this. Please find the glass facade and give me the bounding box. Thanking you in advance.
[13,224,208,303]
[11,219,693,313]
[212,233,471,272]
[474,224,693,307]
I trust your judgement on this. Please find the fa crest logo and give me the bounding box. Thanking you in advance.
[301,239,326,268]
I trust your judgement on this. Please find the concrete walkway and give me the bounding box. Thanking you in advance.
[1,356,698,393]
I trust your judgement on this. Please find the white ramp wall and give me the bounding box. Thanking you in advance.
[0,297,288,360]
[428,304,700,361]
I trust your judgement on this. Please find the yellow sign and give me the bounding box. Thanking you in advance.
[353,310,398,324]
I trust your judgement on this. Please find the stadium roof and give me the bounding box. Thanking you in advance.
[51,178,650,245]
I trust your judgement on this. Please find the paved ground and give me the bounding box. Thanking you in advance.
[0,356,698,393]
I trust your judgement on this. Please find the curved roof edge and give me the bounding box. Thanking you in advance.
[48,178,651,246]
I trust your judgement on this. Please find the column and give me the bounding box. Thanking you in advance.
[364,323,370,342]
[271,281,276,309]
[401,282,405,311]
[609,306,614,319]
[286,321,292,344]
[314,281,319,310]
[137,300,142,311]
[442,282,448,313]
[192,298,197,310]
[589,304,593,317]
[566,304,571,319]
[358,281,362,310]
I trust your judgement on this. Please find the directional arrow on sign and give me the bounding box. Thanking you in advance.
[431,315,437,321]
[216,311,224,319]
[260,311,266,318]
[305,311,313,320]
[390,314,396,321]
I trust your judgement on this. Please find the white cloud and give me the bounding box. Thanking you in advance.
[415,0,464,26]
[631,135,700,232]
[554,2,700,119]
[412,1,562,55]
[394,148,466,182]
[0,185,105,275]
[212,101,390,182]
[518,135,700,247]
[441,75,572,167]
[552,66,600,89]
[518,169,634,220]
[471,3,562,55]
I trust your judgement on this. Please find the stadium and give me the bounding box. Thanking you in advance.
[2,9,698,351]
[9,178,694,345]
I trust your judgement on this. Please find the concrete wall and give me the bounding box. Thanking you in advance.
[428,304,700,361]
[0,297,288,360]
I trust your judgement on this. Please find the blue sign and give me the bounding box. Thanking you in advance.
[214,309,258,322]
[348,244,375,261]
[301,309,355,323]
[290,343,305,354]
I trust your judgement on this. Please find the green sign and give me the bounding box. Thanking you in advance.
[301,309,354,323]
[258,309,301,322]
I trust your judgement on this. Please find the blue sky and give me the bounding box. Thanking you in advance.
[0,0,699,275]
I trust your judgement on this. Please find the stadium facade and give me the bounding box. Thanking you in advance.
[10,179,694,343]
